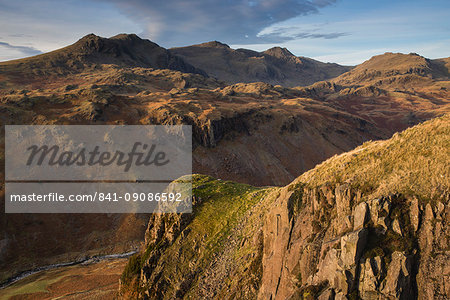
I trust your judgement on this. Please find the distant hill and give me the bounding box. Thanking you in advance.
[333,52,450,86]
[0,34,206,76]
[170,41,352,87]
[297,52,450,132]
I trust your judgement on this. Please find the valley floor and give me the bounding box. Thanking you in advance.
[0,258,127,300]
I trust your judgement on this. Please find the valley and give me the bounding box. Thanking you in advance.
[0,33,448,299]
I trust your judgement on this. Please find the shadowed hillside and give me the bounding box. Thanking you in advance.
[170,42,351,87]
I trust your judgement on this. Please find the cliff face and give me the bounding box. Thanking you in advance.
[260,184,448,299]
[122,115,449,299]
[119,175,273,299]
[259,114,449,299]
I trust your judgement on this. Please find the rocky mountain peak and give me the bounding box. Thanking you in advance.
[0,33,207,76]
[263,46,296,59]
[196,41,230,49]
[110,33,141,41]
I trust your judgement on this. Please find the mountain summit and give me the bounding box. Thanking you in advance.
[263,46,296,59]
[0,33,206,76]
[170,42,351,86]
[334,52,450,86]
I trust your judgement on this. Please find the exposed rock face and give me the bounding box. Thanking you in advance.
[259,185,448,300]
[126,179,449,300]
[381,251,414,299]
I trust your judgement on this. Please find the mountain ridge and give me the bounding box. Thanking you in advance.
[170,40,352,87]
[0,33,207,77]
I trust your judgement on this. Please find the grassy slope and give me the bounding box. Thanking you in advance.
[296,114,450,201]
[121,175,275,298]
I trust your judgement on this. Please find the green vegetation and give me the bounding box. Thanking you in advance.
[287,182,305,219]
[0,270,68,299]
[121,174,273,298]
[296,281,329,300]
[121,254,142,285]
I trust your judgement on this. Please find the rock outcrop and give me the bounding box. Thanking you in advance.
[259,185,444,300]
[122,115,449,299]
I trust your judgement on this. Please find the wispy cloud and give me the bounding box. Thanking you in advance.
[0,0,448,64]
[0,41,42,58]
[0,0,140,61]
[257,25,348,42]
[105,0,338,45]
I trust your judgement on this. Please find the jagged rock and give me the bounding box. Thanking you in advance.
[377,216,390,233]
[409,197,420,232]
[318,288,335,300]
[436,201,445,217]
[367,197,391,230]
[353,202,369,230]
[169,88,181,95]
[425,203,434,220]
[358,256,383,299]
[392,218,403,236]
[335,184,352,221]
[382,199,391,215]
[311,248,340,286]
[334,270,350,295]
[334,291,348,300]
[340,228,368,268]
[421,203,435,249]
[381,251,414,299]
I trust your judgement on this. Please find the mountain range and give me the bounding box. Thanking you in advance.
[170,41,352,86]
[0,33,448,299]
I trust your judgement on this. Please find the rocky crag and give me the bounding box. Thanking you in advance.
[121,115,449,299]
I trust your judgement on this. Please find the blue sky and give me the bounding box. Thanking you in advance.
[0,0,449,64]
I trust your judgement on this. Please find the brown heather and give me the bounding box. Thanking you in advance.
[297,114,450,201]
